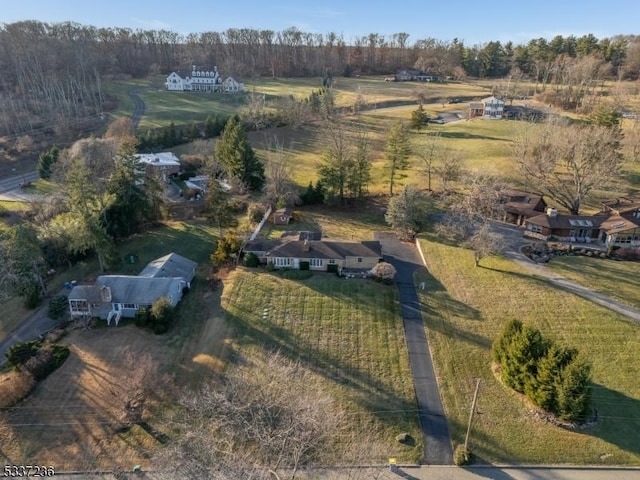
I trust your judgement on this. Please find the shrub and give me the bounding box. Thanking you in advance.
[23,345,70,381]
[299,261,310,271]
[5,340,40,367]
[150,297,174,334]
[453,445,472,466]
[266,262,275,272]
[243,252,260,268]
[22,283,41,309]
[279,269,313,280]
[493,320,592,422]
[211,230,242,267]
[0,370,36,408]
[135,306,152,327]
[48,295,68,321]
[370,262,396,282]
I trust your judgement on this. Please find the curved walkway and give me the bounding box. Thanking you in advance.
[128,88,146,131]
[375,232,453,465]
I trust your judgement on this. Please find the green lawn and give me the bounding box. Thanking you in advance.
[221,268,422,463]
[548,256,640,310]
[416,235,640,465]
[259,205,388,240]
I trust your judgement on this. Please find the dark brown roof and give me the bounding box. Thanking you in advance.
[600,214,640,234]
[526,213,608,230]
[243,239,282,253]
[266,240,382,260]
[601,195,640,215]
[501,189,546,216]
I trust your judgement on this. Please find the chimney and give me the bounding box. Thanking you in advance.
[546,207,558,218]
[100,286,112,303]
[302,239,310,252]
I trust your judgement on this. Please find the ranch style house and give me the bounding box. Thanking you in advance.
[68,253,197,325]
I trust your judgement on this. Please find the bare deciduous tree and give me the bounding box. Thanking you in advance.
[468,221,501,267]
[158,352,345,480]
[263,136,300,207]
[513,121,624,214]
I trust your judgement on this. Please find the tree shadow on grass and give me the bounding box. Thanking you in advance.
[581,383,640,458]
[224,307,422,450]
[437,131,509,142]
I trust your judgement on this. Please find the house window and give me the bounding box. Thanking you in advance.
[275,258,291,267]
[328,259,336,264]
[527,224,542,233]
[357,257,363,263]
[310,258,323,267]
[123,304,137,309]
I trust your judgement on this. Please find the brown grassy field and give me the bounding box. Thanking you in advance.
[0,326,172,471]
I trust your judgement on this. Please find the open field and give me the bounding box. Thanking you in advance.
[105,75,491,131]
[221,268,422,463]
[416,234,640,465]
[547,256,640,311]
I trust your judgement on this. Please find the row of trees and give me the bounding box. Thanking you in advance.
[493,319,592,422]
[2,128,164,307]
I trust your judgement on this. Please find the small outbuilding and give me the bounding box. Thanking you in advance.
[272,207,293,225]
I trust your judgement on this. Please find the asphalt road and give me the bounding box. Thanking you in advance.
[129,88,145,130]
[0,170,39,194]
[50,466,640,480]
[375,232,454,465]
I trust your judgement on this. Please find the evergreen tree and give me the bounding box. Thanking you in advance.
[204,179,235,235]
[188,122,201,140]
[105,143,161,239]
[215,115,265,191]
[204,115,216,138]
[556,356,592,422]
[385,121,411,195]
[37,146,59,179]
[410,105,429,131]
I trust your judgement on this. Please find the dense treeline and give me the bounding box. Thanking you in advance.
[2,20,640,137]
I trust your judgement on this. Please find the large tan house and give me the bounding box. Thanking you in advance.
[243,232,382,274]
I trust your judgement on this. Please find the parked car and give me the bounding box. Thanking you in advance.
[448,97,462,104]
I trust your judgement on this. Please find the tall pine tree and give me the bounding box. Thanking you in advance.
[385,121,411,196]
[215,116,265,191]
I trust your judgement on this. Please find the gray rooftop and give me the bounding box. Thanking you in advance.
[138,252,197,282]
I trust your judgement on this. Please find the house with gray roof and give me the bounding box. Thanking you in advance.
[68,253,196,325]
[243,234,382,273]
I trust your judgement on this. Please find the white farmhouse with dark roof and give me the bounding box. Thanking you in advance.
[165,65,244,93]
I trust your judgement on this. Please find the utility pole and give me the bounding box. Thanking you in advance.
[464,378,481,451]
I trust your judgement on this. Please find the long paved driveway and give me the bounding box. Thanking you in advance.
[375,232,453,465]
[129,88,146,130]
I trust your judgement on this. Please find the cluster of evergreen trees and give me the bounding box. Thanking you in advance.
[492,319,592,422]
[136,114,228,152]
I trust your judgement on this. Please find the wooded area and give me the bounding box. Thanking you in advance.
[2,20,640,138]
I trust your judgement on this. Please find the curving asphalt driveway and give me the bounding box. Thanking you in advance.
[375,232,453,465]
[128,88,146,131]
[490,221,640,324]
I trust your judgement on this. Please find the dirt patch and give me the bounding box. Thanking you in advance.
[0,325,172,471]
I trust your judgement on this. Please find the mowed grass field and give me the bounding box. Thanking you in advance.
[416,235,640,465]
[548,256,640,311]
[221,268,422,463]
